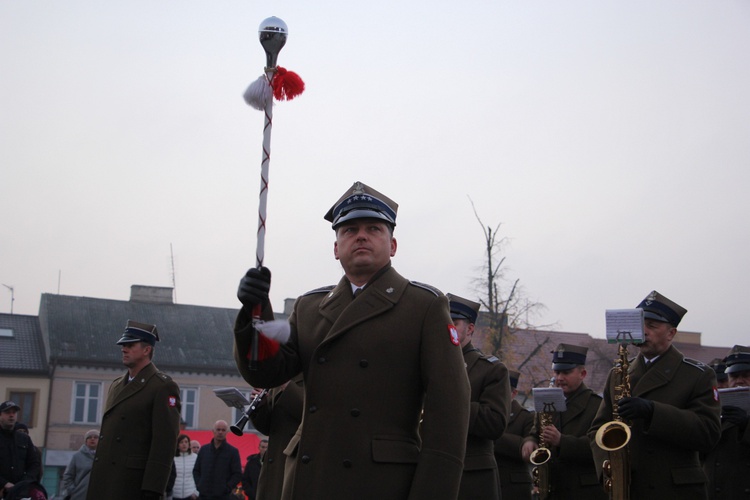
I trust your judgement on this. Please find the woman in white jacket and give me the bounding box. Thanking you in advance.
[172,434,198,500]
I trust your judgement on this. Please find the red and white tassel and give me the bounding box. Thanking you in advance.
[243,66,305,110]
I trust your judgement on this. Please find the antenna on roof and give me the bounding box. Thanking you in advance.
[170,243,177,303]
[2,284,14,314]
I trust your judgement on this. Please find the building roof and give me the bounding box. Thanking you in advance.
[0,313,48,374]
[38,292,276,375]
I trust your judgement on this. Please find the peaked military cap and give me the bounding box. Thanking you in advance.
[324,181,398,229]
[447,293,481,324]
[551,343,588,371]
[636,290,687,327]
[508,369,520,389]
[708,357,728,382]
[116,320,160,346]
[724,345,750,374]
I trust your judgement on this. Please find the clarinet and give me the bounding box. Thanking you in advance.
[230,389,269,436]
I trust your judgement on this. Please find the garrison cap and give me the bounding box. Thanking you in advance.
[724,345,750,374]
[116,320,159,346]
[0,401,21,413]
[708,357,728,382]
[324,181,398,229]
[551,343,588,371]
[508,369,520,389]
[447,293,481,324]
[636,290,687,327]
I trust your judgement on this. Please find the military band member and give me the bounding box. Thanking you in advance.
[522,344,605,499]
[233,182,470,500]
[87,321,181,500]
[494,370,534,500]
[448,294,511,500]
[708,358,729,389]
[703,345,750,499]
[588,291,721,499]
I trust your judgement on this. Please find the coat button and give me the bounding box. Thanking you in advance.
[116,437,121,442]
[343,459,352,468]
[268,457,274,463]
[318,357,326,364]
[309,405,317,413]
[350,409,360,417]
[359,359,369,368]
[301,455,311,464]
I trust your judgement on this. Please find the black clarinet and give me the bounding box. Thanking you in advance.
[230,389,269,436]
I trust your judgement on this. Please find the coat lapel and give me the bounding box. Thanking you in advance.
[106,363,158,412]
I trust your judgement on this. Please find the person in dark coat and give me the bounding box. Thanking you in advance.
[589,291,721,499]
[248,375,304,500]
[494,370,534,500]
[0,401,41,497]
[241,439,267,500]
[193,420,242,500]
[233,181,470,500]
[703,344,750,499]
[522,344,606,499]
[86,321,182,500]
[448,294,511,500]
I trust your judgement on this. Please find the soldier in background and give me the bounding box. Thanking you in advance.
[708,358,729,389]
[448,294,511,500]
[494,370,533,500]
[703,345,750,499]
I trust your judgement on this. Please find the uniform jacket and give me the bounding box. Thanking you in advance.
[703,418,750,499]
[589,345,721,499]
[458,343,511,500]
[494,400,533,500]
[0,428,40,488]
[526,382,605,500]
[249,374,304,500]
[234,265,471,500]
[87,362,181,500]
[61,444,95,500]
[193,440,242,499]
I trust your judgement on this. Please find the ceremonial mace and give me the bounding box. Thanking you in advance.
[243,17,304,370]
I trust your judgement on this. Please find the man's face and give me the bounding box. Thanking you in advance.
[638,319,676,358]
[85,434,99,451]
[0,408,18,431]
[334,219,396,283]
[729,369,750,388]
[213,421,228,443]
[191,441,201,453]
[553,366,586,396]
[453,319,474,348]
[259,440,268,455]
[121,341,150,369]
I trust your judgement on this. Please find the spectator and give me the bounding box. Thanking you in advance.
[241,439,267,500]
[0,401,41,498]
[193,420,242,500]
[60,429,99,500]
[12,423,43,482]
[190,441,201,455]
[172,434,198,500]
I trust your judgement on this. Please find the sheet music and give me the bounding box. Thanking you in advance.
[532,387,567,413]
[718,387,750,413]
[605,309,645,344]
[213,387,252,409]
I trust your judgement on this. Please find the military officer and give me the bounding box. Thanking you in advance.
[87,321,181,500]
[233,181,470,500]
[522,344,605,499]
[703,345,750,499]
[588,291,721,499]
[494,370,534,500]
[447,294,511,500]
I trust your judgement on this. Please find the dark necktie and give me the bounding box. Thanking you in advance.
[353,288,363,298]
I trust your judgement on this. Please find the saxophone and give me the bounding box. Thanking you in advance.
[530,377,555,499]
[594,343,632,500]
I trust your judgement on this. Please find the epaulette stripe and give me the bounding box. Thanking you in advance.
[409,281,440,296]
[303,285,336,296]
[486,355,500,363]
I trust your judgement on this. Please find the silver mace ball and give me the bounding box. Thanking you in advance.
[258,16,288,69]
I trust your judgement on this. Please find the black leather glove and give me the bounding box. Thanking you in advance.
[721,405,749,431]
[237,267,271,309]
[141,491,162,500]
[617,396,654,421]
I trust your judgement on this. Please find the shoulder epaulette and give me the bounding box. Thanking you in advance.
[682,357,707,371]
[156,372,173,382]
[303,285,336,296]
[482,355,500,364]
[408,281,441,296]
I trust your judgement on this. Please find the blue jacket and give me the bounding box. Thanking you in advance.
[193,439,242,499]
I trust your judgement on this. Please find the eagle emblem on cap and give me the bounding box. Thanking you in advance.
[556,345,566,354]
[352,181,365,194]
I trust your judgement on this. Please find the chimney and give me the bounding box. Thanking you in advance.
[130,285,174,304]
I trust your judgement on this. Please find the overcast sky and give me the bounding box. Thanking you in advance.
[2,1,748,349]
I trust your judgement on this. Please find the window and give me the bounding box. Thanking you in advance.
[8,391,36,428]
[231,389,257,433]
[180,388,198,429]
[72,382,102,424]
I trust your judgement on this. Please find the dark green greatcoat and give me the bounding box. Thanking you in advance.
[494,400,534,500]
[234,265,471,500]
[87,362,181,500]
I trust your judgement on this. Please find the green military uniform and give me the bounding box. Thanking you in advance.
[250,374,304,500]
[234,264,471,500]
[494,399,534,500]
[458,343,511,500]
[87,362,181,500]
[589,345,721,499]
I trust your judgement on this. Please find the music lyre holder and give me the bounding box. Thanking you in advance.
[214,387,268,436]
